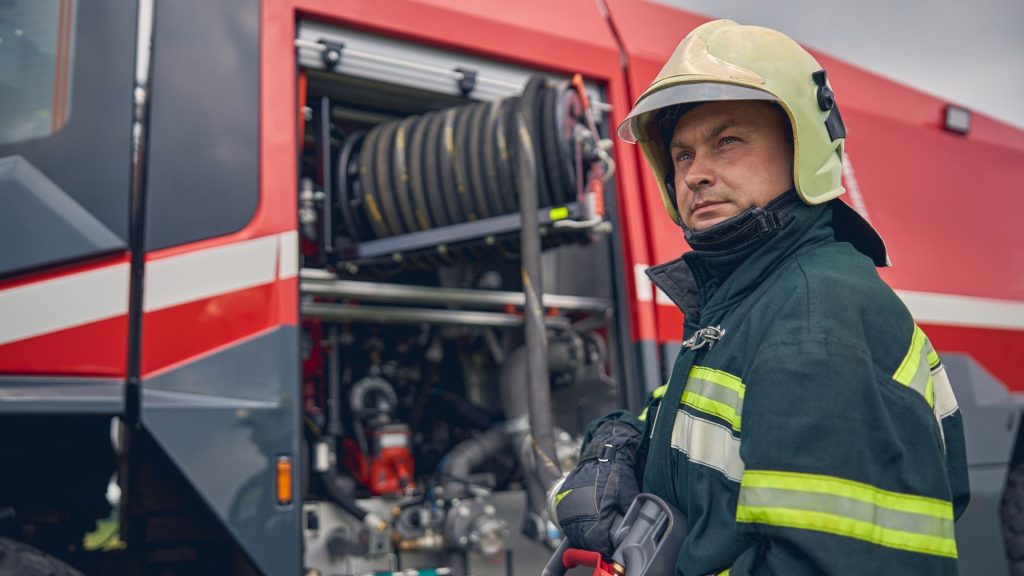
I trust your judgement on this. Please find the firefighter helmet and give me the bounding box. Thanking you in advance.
[617,19,888,266]
[619,19,853,218]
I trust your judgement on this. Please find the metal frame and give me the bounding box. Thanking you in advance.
[336,202,583,261]
[300,272,612,312]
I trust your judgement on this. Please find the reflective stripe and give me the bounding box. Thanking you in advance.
[682,366,745,432]
[737,470,957,558]
[894,325,962,443]
[555,489,572,506]
[894,325,934,407]
[639,384,669,422]
[925,340,940,371]
[933,366,958,419]
[690,366,745,396]
[671,410,744,482]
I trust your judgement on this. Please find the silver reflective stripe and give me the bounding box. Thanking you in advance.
[932,364,959,449]
[906,358,934,407]
[670,409,744,482]
[933,365,958,420]
[740,486,955,540]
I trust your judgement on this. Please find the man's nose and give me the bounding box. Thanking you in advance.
[683,154,715,192]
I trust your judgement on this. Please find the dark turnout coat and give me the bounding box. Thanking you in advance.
[638,199,969,575]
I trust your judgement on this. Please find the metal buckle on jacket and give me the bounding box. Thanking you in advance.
[682,325,726,351]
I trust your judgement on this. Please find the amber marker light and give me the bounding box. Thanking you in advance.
[277,455,294,505]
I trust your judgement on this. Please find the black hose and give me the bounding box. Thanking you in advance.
[515,108,561,492]
[439,426,508,497]
[322,325,370,522]
[320,465,368,522]
[326,326,343,437]
[499,347,547,523]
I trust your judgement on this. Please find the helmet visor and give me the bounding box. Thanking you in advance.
[616,82,777,143]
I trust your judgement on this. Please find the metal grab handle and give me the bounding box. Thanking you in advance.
[541,539,572,576]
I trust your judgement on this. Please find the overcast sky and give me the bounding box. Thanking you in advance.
[654,0,1024,129]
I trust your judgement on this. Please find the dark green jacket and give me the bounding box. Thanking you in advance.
[640,199,970,575]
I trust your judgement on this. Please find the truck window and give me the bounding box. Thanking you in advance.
[0,0,77,146]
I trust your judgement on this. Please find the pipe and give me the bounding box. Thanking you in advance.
[439,426,508,498]
[515,108,561,493]
[299,273,612,313]
[303,302,571,329]
[326,326,343,437]
[448,550,469,576]
[499,347,547,528]
[322,325,374,524]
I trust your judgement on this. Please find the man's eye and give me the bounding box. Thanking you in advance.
[674,152,693,163]
[720,136,740,146]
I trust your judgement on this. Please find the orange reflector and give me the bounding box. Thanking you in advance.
[276,455,293,505]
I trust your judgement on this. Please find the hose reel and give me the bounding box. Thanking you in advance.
[334,76,606,268]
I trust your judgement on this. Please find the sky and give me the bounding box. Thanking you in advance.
[654,0,1024,129]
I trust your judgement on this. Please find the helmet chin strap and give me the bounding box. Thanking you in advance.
[681,189,798,252]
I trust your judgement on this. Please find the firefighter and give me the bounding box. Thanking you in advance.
[553,20,970,575]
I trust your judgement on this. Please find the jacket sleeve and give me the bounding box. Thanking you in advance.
[725,334,966,576]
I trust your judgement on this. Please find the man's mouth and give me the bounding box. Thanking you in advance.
[692,201,727,215]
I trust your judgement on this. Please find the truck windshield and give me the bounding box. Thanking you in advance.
[0,0,77,146]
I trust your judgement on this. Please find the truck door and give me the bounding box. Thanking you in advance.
[0,0,135,393]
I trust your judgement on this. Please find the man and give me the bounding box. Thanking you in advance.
[554,20,969,575]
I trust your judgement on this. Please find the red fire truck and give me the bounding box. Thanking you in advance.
[0,0,1021,574]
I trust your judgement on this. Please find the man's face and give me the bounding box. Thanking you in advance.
[669,100,794,231]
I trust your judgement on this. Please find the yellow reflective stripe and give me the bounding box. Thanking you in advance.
[652,384,669,400]
[690,366,745,398]
[738,470,956,558]
[682,366,745,431]
[925,342,940,370]
[894,325,938,407]
[894,325,926,386]
[555,489,572,506]
[741,470,952,518]
[639,384,670,422]
[736,505,957,558]
[681,391,741,431]
[718,570,730,576]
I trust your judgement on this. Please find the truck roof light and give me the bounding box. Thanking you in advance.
[944,104,971,135]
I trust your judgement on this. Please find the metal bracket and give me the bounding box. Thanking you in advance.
[455,66,478,96]
[319,40,345,69]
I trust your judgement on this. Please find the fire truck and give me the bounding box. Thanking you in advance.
[1,0,1022,574]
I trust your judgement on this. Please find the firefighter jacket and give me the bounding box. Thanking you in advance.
[639,198,970,575]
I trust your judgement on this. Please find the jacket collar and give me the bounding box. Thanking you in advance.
[646,195,835,322]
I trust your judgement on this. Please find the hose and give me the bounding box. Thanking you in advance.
[439,426,508,498]
[499,347,547,526]
[515,107,562,493]
[320,465,368,522]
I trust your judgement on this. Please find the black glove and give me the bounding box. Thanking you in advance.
[554,417,642,557]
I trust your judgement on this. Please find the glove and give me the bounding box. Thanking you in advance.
[553,417,642,557]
